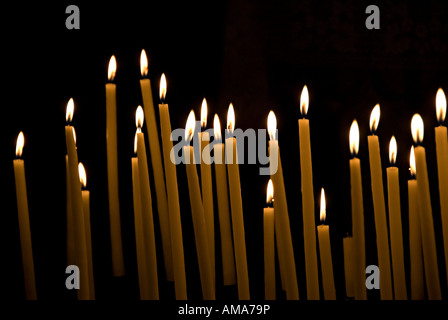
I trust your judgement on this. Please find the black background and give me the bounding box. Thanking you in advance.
[2,0,448,309]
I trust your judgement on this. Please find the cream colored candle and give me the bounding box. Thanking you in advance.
[408,147,424,300]
[65,99,90,300]
[184,110,215,300]
[105,55,125,277]
[139,50,172,281]
[343,235,354,298]
[66,155,75,267]
[348,120,367,300]
[78,163,95,300]
[225,104,250,300]
[213,114,236,286]
[135,106,159,300]
[158,74,187,299]
[411,114,441,299]
[13,132,37,300]
[367,104,393,300]
[264,180,275,300]
[386,137,407,300]
[268,111,299,300]
[298,86,319,300]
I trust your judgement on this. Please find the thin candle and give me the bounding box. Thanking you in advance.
[264,180,275,300]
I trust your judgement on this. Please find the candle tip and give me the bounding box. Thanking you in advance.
[389,136,397,165]
[140,49,148,77]
[108,55,117,81]
[15,131,24,158]
[411,113,424,145]
[227,103,235,133]
[136,106,144,129]
[78,162,87,188]
[267,111,277,141]
[300,85,309,116]
[436,88,446,124]
[66,98,74,123]
[201,98,208,129]
[266,179,274,206]
[369,104,380,133]
[185,110,196,142]
[349,119,359,156]
[320,188,326,223]
[213,114,222,140]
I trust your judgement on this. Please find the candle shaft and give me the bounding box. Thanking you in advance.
[82,189,95,300]
[263,207,275,300]
[343,236,354,298]
[317,225,336,300]
[66,155,75,267]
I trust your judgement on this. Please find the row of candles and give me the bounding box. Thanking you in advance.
[12,50,448,300]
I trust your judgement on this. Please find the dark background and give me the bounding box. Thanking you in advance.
[2,0,448,305]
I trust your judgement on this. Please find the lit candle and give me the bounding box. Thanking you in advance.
[434,88,448,285]
[213,114,236,286]
[158,74,187,299]
[367,104,393,299]
[13,132,37,300]
[386,136,407,299]
[105,55,125,277]
[411,114,441,299]
[78,163,95,300]
[298,85,319,300]
[342,235,354,298]
[348,120,367,300]
[317,188,336,300]
[135,106,159,300]
[139,49,172,281]
[66,155,75,266]
[408,146,425,300]
[225,104,250,300]
[267,111,299,300]
[184,110,215,300]
[264,179,275,300]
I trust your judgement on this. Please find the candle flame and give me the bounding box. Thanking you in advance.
[267,110,277,141]
[136,105,144,129]
[227,103,235,133]
[369,104,380,133]
[201,98,208,129]
[411,113,424,144]
[66,98,74,123]
[436,88,446,123]
[78,162,87,188]
[300,85,309,116]
[108,55,117,81]
[410,146,416,176]
[349,119,359,156]
[213,114,221,140]
[160,73,167,101]
[320,188,326,223]
[134,129,140,154]
[140,49,148,77]
[185,110,196,141]
[266,179,274,205]
[389,136,397,165]
[15,131,24,157]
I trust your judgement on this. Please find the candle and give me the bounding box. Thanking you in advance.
[105,55,125,277]
[386,136,407,299]
[213,114,236,286]
[267,111,299,300]
[367,104,393,299]
[317,189,336,300]
[66,155,75,266]
[435,88,448,285]
[13,132,37,300]
[264,179,275,300]
[135,106,159,300]
[411,114,441,299]
[298,85,319,300]
[139,49,172,281]
[225,104,250,300]
[78,163,95,300]
[65,98,90,300]
[348,120,367,300]
[408,147,425,300]
[158,74,187,299]
[184,110,215,300]
[342,235,354,298]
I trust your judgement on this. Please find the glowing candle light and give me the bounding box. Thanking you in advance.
[264,179,275,300]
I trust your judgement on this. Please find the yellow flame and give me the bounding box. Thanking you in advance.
[136,105,144,129]
[369,104,380,133]
[78,162,87,188]
[15,131,24,157]
[436,88,446,123]
[213,114,221,140]
[108,55,117,81]
[140,49,148,77]
[267,110,277,141]
[266,179,274,204]
[227,103,235,133]
[389,136,397,165]
[201,98,208,129]
[320,188,326,223]
[300,85,309,116]
[410,146,416,176]
[411,113,424,144]
[349,119,359,156]
[160,73,167,101]
[66,98,74,123]
[185,110,196,141]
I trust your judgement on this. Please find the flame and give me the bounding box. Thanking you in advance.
[214,114,221,141]
[389,136,397,165]
[227,103,235,133]
[411,113,424,144]
[160,73,167,101]
[320,188,326,223]
[349,119,359,156]
[201,98,208,129]
[267,110,277,141]
[300,85,309,116]
[66,98,74,123]
[135,106,144,129]
[369,104,380,133]
[78,162,87,188]
[266,179,274,205]
[410,146,416,176]
[140,49,148,77]
[185,110,196,141]
[108,55,117,81]
[436,88,446,123]
[15,131,24,157]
